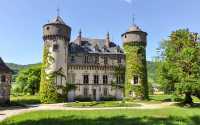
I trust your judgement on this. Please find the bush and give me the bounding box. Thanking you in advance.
[123,97,135,102]
[171,94,183,102]
[133,86,142,97]
[100,96,116,101]
[74,96,92,102]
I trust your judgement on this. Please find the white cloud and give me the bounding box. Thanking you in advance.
[123,0,132,4]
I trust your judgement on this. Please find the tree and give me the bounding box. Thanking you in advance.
[157,29,200,104]
[13,65,41,95]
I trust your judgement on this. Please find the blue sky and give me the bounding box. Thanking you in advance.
[0,0,200,64]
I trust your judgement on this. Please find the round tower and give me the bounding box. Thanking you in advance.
[122,24,149,99]
[40,16,71,103]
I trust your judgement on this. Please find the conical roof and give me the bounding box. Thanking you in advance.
[0,57,12,73]
[128,24,142,32]
[49,16,66,25]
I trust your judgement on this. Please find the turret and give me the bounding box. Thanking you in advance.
[40,15,72,103]
[122,25,147,46]
[122,24,149,99]
[43,16,71,76]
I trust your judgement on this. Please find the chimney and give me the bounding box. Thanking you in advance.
[105,32,110,48]
[77,29,82,45]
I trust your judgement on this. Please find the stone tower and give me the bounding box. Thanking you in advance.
[122,24,149,99]
[40,16,71,103]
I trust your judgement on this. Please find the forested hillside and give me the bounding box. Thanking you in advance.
[6,63,41,81]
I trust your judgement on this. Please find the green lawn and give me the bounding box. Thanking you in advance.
[65,101,141,107]
[1,107,200,125]
[9,94,200,105]
[10,95,41,105]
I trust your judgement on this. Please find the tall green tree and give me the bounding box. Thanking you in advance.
[157,29,200,104]
[13,65,41,95]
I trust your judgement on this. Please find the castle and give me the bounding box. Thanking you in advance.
[40,15,148,102]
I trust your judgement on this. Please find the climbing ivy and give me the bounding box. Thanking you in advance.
[123,42,149,100]
[39,44,59,103]
[111,66,125,89]
[39,44,76,103]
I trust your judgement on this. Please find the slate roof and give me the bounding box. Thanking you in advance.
[0,57,12,73]
[128,25,142,32]
[49,16,66,25]
[69,37,124,54]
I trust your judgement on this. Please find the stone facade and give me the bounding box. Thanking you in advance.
[42,16,148,101]
[0,57,12,104]
[42,16,125,101]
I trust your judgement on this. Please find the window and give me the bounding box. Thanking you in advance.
[84,56,89,64]
[104,56,108,65]
[70,74,75,83]
[116,76,120,84]
[1,75,6,82]
[83,75,89,84]
[133,76,139,84]
[53,44,59,51]
[71,56,75,63]
[94,75,99,84]
[83,88,88,96]
[60,76,63,85]
[55,76,58,84]
[103,75,108,84]
[103,88,108,96]
[94,56,99,64]
[46,26,50,30]
[117,57,121,64]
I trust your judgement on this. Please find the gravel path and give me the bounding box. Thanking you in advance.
[0,102,175,121]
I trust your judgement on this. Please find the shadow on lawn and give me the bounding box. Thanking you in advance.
[1,115,200,125]
[175,102,200,108]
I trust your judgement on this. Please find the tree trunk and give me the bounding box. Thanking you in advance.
[184,92,193,104]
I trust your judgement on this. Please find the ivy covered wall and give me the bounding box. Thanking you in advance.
[39,44,59,103]
[123,42,149,100]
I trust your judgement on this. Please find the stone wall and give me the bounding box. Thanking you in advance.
[67,65,124,101]
[0,73,11,104]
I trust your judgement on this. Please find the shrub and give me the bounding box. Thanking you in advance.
[100,96,116,101]
[74,96,92,102]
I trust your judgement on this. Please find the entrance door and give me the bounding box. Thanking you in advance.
[93,89,96,101]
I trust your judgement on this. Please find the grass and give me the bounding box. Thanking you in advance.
[0,95,40,110]
[133,94,200,104]
[1,107,200,125]
[10,95,41,105]
[65,101,141,108]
